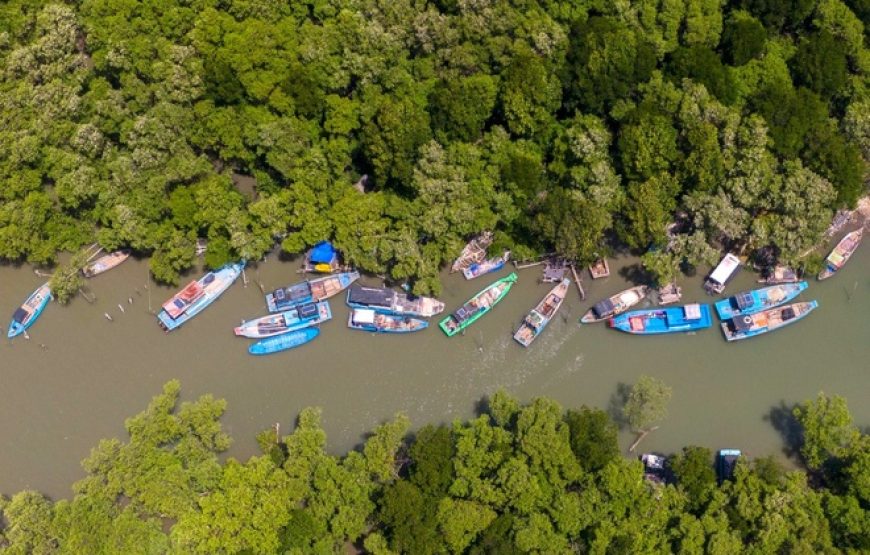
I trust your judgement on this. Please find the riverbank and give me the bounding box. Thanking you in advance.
[1,246,868,499]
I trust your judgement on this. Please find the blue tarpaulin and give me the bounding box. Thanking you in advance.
[310,241,337,264]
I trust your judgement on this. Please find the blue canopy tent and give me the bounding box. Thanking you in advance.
[310,241,337,264]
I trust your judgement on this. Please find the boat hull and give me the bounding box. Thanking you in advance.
[439,273,518,337]
[714,282,808,320]
[266,271,359,313]
[818,229,863,280]
[348,309,428,333]
[82,249,132,278]
[157,262,245,331]
[580,285,648,323]
[721,301,818,341]
[462,252,510,280]
[248,327,320,355]
[345,286,445,317]
[7,283,52,338]
[235,301,332,338]
[609,304,712,335]
[513,279,570,347]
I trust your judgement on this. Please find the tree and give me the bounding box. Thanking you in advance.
[790,31,849,99]
[721,11,767,65]
[622,375,672,432]
[669,446,716,512]
[565,407,619,472]
[793,393,860,470]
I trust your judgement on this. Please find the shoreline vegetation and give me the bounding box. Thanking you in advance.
[0,381,866,553]
[1,0,867,304]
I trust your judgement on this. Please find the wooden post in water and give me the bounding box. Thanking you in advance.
[146,269,152,313]
[569,265,586,300]
[629,426,659,453]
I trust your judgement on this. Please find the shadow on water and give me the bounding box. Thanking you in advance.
[608,382,631,430]
[764,401,802,459]
[617,263,654,286]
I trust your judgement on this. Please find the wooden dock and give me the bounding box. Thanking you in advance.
[569,265,586,300]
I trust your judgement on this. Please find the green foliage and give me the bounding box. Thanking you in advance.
[565,406,619,472]
[793,393,861,470]
[623,375,673,432]
[721,11,767,65]
[669,446,716,512]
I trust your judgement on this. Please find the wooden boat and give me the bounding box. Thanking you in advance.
[758,265,799,284]
[720,301,818,342]
[463,251,510,280]
[82,249,131,278]
[234,301,331,338]
[346,286,444,317]
[714,282,808,320]
[157,262,244,331]
[439,273,518,337]
[589,258,610,279]
[818,229,863,280]
[266,271,359,313]
[580,285,648,323]
[609,303,712,335]
[248,327,320,355]
[513,279,570,347]
[704,253,740,294]
[348,308,428,333]
[451,231,493,273]
[8,283,52,338]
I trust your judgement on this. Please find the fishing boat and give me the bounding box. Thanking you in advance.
[82,249,131,278]
[704,253,740,294]
[8,283,52,338]
[609,303,712,335]
[451,231,493,273]
[720,301,818,342]
[439,273,518,337]
[463,251,510,280]
[248,327,320,355]
[348,308,428,333]
[234,301,331,338]
[513,279,570,347]
[818,229,863,280]
[157,262,244,331]
[266,271,359,313]
[714,282,808,320]
[580,285,648,323]
[758,265,799,284]
[346,286,444,317]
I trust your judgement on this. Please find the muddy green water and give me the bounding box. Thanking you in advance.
[1,240,868,499]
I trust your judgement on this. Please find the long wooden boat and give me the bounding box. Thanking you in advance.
[8,283,52,338]
[234,301,331,338]
[818,229,863,280]
[82,249,131,278]
[451,232,493,273]
[758,265,799,284]
[721,300,817,341]
[346,285,444,317]
[157,262,244,331]
[609,303,712,335]
[348,308,428,333]
[266,271,359,313]
[439,273,518,337]
[248,327,320,355]
[463,251,510,280]
[714,282,808,320]
[580,285,648,323]
[513,279,570,347]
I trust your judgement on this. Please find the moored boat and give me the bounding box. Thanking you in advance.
[818,229,863,280]
[720,301,818,341]
[82,249,131,278]
[348,308,428,333]
[463,251,510,280]
[704,253,740,294]
[8,283,52,338]
[439,273,518,337]
[346,285,444,317]
[580,285,648,323]
[451,232,493,273]
[714,282,808,320]
[234,301,331,338]
[248,327,320,355]
[266,271,360,313]
[513,278,570,347]
[758,265,799,284]
[157,262,244,331]
[609,304,712,335]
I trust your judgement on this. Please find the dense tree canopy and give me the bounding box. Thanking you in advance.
[0,0,866,291]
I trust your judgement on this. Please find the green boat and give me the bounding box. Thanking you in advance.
[439,273,518,337]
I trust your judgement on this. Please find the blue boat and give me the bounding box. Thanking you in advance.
[248,327,320,355]
[157,262,244,331]
[609,304,712,335]
[266,271,359,313]
[463,251,510,280]
[234,301,331,338]
[721,301,817,342]
[8,283,52,338]
[714,282,808,320]
[348,308,428,333]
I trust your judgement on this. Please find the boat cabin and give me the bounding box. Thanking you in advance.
[683,303,703,320]
[295,302,319,320]
[163,280,205,318]
[351,309,377,326]
[273,281,313,306]
[348,286,394,309]
[11,307,30,324]
[641,453,668,484]
[717,449,741,482]
[730,291,755,312]
[592,298,616,319]
[705,254,740,294]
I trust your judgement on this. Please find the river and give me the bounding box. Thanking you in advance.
[1,238,867,499]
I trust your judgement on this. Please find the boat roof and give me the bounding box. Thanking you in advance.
[297,302,318,318]
[708,254,740,285]
[309,241,337,264]
[683,304,702,320]
[353,309,376,324]
[734,292,754,310]
[732,314,754,331]
[348,286,394,306]
[719,448,741,456]
[12,307,29,324]
[592,299,615,318]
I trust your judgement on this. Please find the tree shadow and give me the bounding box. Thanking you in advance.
[608,382,631,430]
[764,400,803,459]
[618,263,654,286]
